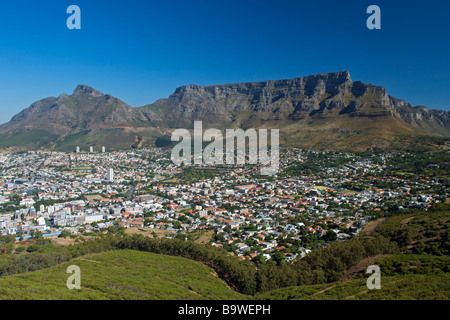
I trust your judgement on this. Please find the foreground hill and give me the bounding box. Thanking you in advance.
[0,249,246,300]
[0,72,448,151]
[0,250,448,300]
[256,254,450,300]
[0,208,448,300]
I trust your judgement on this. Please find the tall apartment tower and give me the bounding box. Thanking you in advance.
[75,146,80,153]
[107,168,114,182]
[90,146,94,153]
[102,146,106,153]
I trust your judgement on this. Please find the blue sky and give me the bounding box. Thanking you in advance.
[0,0,449,124]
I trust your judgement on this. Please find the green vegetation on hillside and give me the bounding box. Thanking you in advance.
[164,167,229,184]
[0,129,58,148]
[373,209,450,255]
[0,250,246,300]
[0,207,449,300]
[255,273,450,300]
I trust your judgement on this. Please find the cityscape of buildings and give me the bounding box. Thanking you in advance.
[0,147,447,263]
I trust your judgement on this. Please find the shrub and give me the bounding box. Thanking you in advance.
[14,246,26,253]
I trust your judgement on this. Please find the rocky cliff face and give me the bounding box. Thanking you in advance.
[393,103,450,136]
[0,71,448,150]
[141,71,450,136]
[142,71,354,126]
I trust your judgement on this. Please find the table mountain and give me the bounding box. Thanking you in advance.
[0,71,448,151]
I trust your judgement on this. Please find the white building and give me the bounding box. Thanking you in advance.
[106,168,114,182]
[0,196,7,204]
[36,217,46,226]
[83,214,105,223]
[20,197,35,207]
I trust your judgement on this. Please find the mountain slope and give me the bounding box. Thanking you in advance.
[4,85,147,131]
[0,85,161,151]
[0,72,448,151]
[0,250,247,300]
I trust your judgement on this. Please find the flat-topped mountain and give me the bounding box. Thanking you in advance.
[0,71,448,151]
[141,71,449,133]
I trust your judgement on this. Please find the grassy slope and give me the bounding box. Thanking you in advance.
[0,128,59,149]
[1,211,448,300]
[258,210,450,300]
[1,250,447,300]
[255,273,450,300]
[280,115,438,151]
[257,252,450,300]
[0,250,247,300]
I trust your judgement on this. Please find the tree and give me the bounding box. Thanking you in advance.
[273,252,285,265]
[323,230,337,242]
[27,244,40,253]
[175,233,186,241]
[5,234,16,243]
[213,233,225,242]
[172,221,182,229]
[253,254,266,265]
[34,231,44,239]
[59,230,71,238]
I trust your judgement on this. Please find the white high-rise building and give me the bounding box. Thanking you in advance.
[102,146,106,153]
[106,168,114,181]
[90,146,94,153]
[76,146,80,153]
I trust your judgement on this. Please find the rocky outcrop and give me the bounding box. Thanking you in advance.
[141,71,450,135]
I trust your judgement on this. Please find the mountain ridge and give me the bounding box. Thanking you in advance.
[0,71,449,151]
